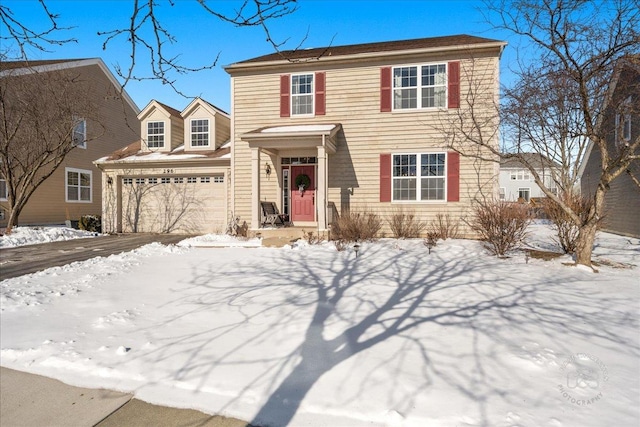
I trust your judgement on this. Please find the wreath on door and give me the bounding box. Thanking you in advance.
[295,173,311,190]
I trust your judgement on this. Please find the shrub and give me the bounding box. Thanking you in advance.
[387,209,426,238]
[467,201,531,257]
[331,210,382,242]
[78,215,101,233]
[542,192,599,254]
[428,213,460,240]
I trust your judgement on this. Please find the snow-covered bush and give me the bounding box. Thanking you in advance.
[468,201,531,257]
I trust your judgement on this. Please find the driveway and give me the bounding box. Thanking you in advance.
[0,234,190,280]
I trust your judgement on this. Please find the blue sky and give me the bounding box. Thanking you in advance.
[2,0,520,112]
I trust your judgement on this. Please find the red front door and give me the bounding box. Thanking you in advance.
[290,165,315,222]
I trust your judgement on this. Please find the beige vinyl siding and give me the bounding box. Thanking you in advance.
[231,52,500,236]
[0,63,140,227]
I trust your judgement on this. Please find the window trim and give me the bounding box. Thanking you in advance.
[65,167,92,203]
[290,73,315,117]
[73,118,87,149]
[146,120,165,149]
[615,95,632,145]
[391,152,447,202]
[0,177,7,201]
[190,118,210,147]
[392,62,448,111]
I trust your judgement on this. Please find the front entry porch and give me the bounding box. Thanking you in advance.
[242,124,341,232]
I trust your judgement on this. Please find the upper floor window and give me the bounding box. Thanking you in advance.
[0,178,7,201]
[191,119,209,147]
[510,169,531,181]
[291,74,314,116]
[73,118,86,148]
[147,121,165,148]
[393,64,447,110]
[66,168,91,203]
[615,96,632,146]
[392,152,446,201]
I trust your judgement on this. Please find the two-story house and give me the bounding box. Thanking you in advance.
[95,98,231,234]
[225,34,506,236]
[499,153,559,202]
[580,55,640,237]
[0,58,140,228]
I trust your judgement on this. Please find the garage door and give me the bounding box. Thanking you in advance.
[120,174,226,234]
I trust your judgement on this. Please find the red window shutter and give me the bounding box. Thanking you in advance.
[380,67,392,112]
[447,151,460,202]
[380,153,392,202]
[448,61,460,109]
[315,72,326,116]
[280,75,290,117]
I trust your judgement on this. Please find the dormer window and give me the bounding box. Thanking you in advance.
[191,119,209,147]
[147,121,165,148]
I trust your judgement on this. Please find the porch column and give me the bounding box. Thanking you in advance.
[317,144,327,231]
[251,147,261,229]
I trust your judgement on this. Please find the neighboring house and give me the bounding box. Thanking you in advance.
[499,153,559,202]
[225,34,506,235]
[0,58,140,227]
[95,98,231,234]
[580,55,640,237]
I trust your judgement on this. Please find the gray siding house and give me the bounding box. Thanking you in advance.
[580,55,640,237]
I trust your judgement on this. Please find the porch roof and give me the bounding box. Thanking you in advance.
[241,123,341,154]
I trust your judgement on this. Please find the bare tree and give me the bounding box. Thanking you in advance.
[1,0,297,94]
[0,68,100,233]
[445,0,639,267]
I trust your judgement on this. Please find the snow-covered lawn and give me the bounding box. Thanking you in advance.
[1,225,638,427]
[0,226,99,248]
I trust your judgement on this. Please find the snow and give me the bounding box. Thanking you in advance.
[0,226,99,248]
[261,124,337,133]
[1,224,639,427]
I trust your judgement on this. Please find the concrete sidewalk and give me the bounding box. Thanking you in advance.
[0,367,252,427]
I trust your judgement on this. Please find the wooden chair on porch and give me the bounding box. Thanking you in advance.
[261,201,286,227]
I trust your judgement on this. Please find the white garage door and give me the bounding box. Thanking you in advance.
[120,174,226,234]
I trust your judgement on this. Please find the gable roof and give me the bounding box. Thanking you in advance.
[181,97,230,118]
[501,153,560,169]
[227,34,506,71]
[0,58,140,113]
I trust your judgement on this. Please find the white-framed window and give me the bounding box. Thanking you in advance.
[392,152,446,201]
[518,188,530,202]
[147,121,165,148]
[148,177,158,184]
[161,177,171,184]
[499,187,505,200]
[393,63,447,110]
[174,177,184,184]
[65,168,92,203]
[200,176,210,183]
[135,178,145,185]
[291,73,314,116]
[0,178,7,201]
[510,169,531,181]
[72,118,86,148]
[123,178,133,185]
[615,96,632,146]
[191,119,209,147]
[187,177,197,183]
[213,175,224,183]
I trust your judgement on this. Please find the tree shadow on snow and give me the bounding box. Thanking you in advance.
[136,241,638,427]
